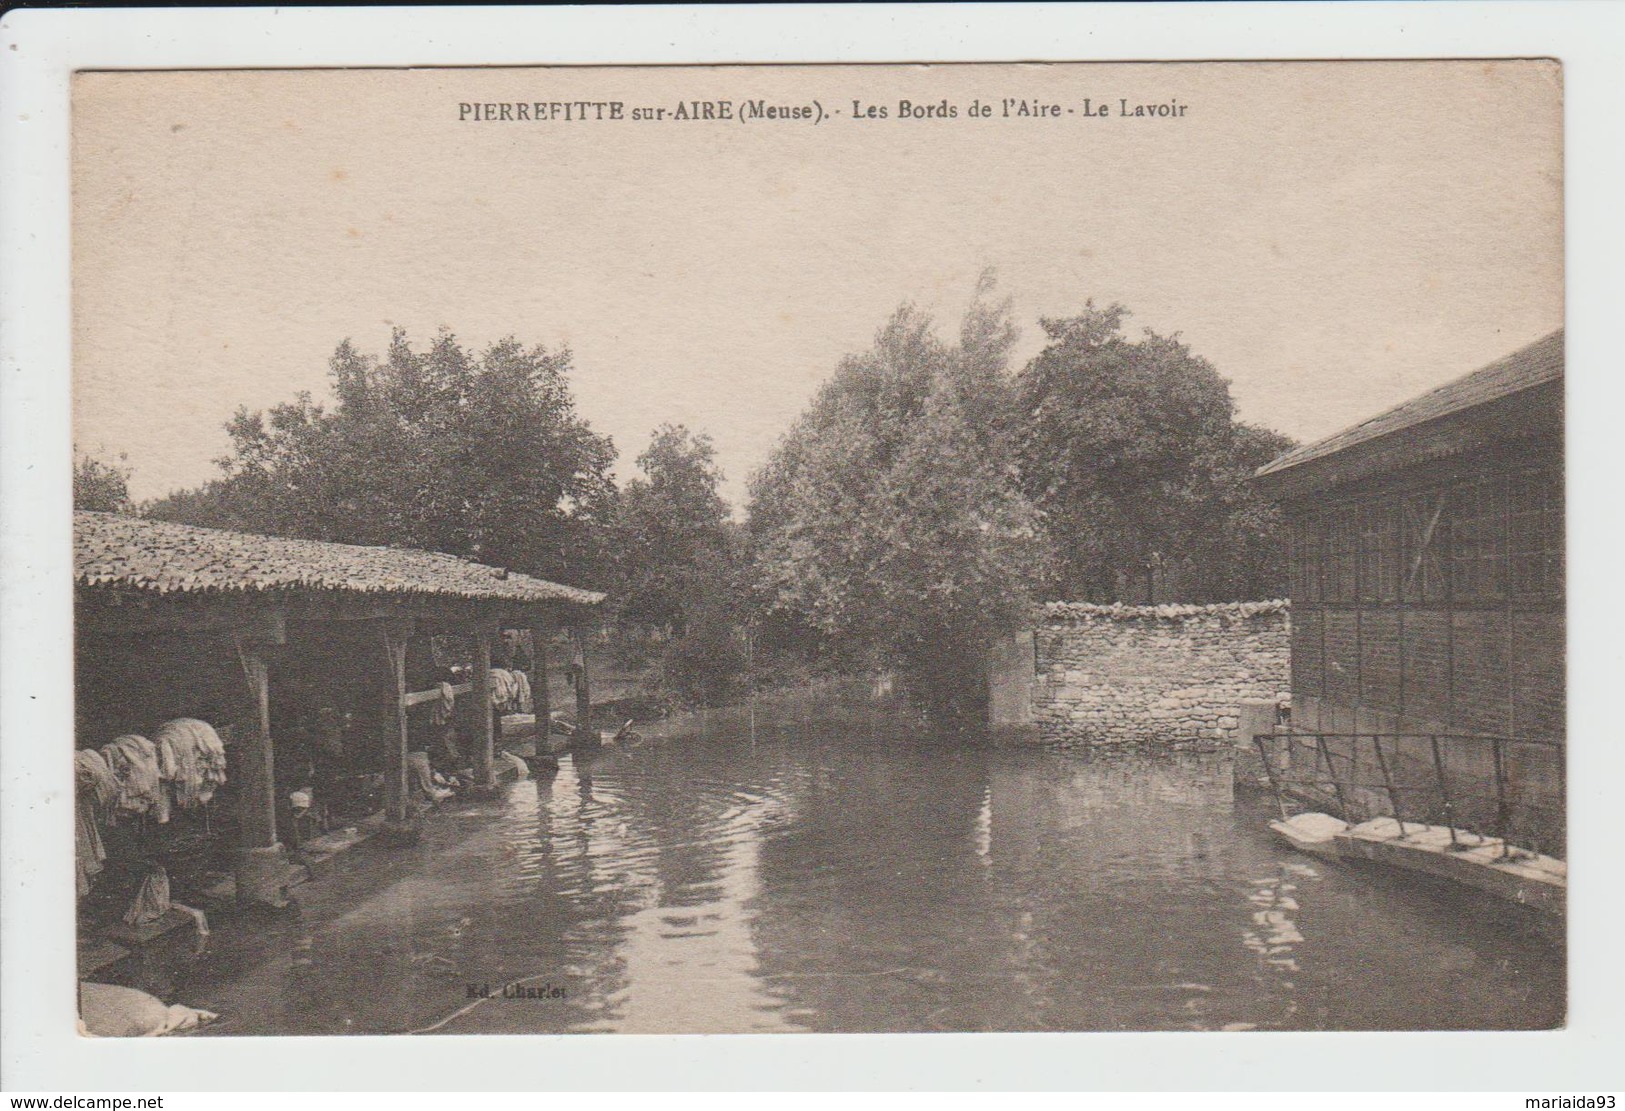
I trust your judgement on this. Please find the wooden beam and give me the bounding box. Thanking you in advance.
[80,597,289,641]
[402,681,475,709]
[413,606,520,636]
[232,640,279,850]
[79,592,598,640]
[529,622,551,740]
[381,619,414,824]
[573,624,593,738]
[470,619,497,789]
[283,598,409,624]
[240,607,286,645]
[231,636,287,906]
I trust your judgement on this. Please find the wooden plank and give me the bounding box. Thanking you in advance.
[232,636,294,907]
[402,681,475,708]
[575,623,594,737]
[381,620,413,823]
[83,597,289,641]
[232,641,279,851]
[1335,818,1564,917]
[470,620,496,788]
[529,623,550,738]
[573,624,592,736]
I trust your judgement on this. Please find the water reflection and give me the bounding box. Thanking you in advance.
[174,692,1562,1035]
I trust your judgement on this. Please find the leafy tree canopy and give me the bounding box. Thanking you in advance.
[73,446,133,514]
[615,423,736,632]
[145,330,617,587]
[747,275,1049,724]
[1012,304,1295,602]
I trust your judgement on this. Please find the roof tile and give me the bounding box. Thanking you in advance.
[74,511,604,606]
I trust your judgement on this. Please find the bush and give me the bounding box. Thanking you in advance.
[658,607,748,709]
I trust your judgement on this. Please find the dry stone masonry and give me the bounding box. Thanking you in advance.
[1031,600,1290,747]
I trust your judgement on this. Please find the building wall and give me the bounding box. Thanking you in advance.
[991,601,1291,747]
[1285,444,1563,740]
[1279,440,1565,852]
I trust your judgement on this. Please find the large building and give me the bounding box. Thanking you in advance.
[1253,330,1564,850]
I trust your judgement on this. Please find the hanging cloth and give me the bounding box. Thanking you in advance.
[76,748,120,808]
[489,669,516,712]
[430,682,457,726]
[74,749,117,897]
[152,718,228,809]
[510,670,533,715]
[100,735,168,823]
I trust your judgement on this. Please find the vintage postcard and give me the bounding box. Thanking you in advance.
[65,60,1563,1040]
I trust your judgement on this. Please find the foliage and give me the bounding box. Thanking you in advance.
[747,275,1049,726]
[73,446,133,513]
[609,424,762,707]
[657,600,750,709]
[1211,422,1299,599]
[614,424,736,633]
[1011,304,1296,602]
[144,330,618,587]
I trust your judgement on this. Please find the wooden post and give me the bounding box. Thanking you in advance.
[529,622,550,742]
[471,619,497,789]
[232,632,287,907]
[381,619,415,833]
[573,624,593,738]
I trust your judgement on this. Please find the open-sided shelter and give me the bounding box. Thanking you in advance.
[75,510,605,904]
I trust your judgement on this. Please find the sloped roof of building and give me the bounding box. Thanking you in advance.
[1255,329,1563,481]
[74,510,604,606]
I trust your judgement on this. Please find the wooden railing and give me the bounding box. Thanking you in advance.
[1253,730,1565,859]
[401,681,477,709]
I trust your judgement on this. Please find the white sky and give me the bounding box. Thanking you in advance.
[72,62,1562,509]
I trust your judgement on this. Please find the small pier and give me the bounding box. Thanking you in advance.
[1249,729,1565,919]
[1268,812,1565,918]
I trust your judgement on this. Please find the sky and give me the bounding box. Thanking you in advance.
[72,62,1563,510]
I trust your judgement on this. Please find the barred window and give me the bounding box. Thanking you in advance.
[1358,501,1400,602]
[1323,509,1358,603]
[1401,490,1449,604]
[1449,479,1506,603]
[1509,468,1563,600]
[1292,516,1322,603]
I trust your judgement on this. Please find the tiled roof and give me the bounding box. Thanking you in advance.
[1255,329,1563,480]
[74,510,604,606]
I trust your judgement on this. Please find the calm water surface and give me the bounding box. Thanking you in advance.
[176,694,1564,1034]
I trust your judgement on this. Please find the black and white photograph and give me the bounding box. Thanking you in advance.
[55,58,1569,1041]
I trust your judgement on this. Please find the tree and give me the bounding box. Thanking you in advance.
[1210,421,1298,600]
[73,446,133,513]
[1011,304,1295,602]
[748,277,1048,726]
[615,424,735,634]
[145,330,618,587]
[659,601,750,708]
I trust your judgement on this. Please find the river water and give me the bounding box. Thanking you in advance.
[178,691,1563,1035]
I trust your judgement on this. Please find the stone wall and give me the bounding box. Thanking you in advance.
[990,600,1291,747]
